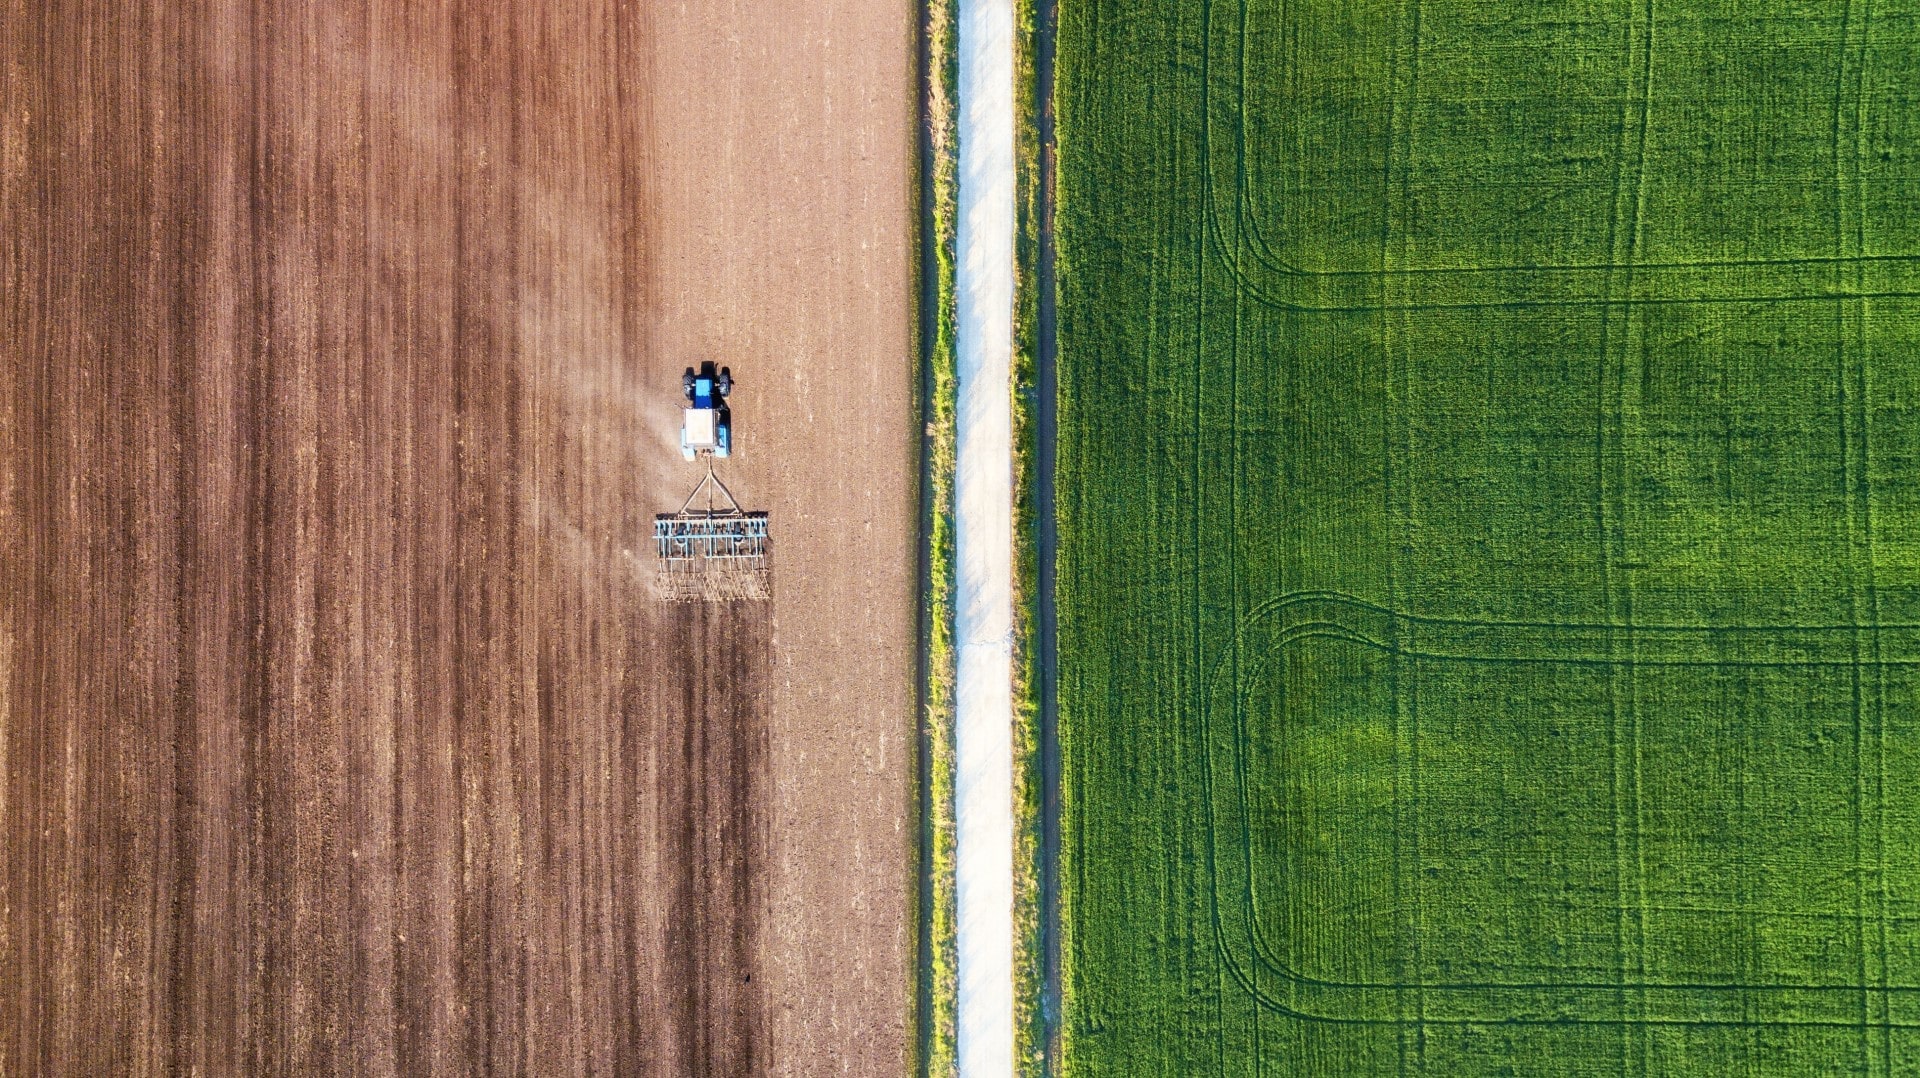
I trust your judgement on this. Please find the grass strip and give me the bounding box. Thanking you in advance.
[916,0,961,1071]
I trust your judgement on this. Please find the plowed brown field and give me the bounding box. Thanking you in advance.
[0,1,913,1074]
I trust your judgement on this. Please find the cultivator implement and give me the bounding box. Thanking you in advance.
[654,464,771,601]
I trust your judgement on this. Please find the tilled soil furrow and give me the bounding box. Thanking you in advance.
[5,0,914,1072]
[0,3,792,1072]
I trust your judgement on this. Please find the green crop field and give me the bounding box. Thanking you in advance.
[1055,1,1920,1073]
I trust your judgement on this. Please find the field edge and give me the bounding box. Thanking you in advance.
[916,0,962,1072]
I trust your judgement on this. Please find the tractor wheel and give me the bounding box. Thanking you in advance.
[718,367,733,397]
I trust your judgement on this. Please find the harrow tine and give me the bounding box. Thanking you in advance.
[652,506,771,601]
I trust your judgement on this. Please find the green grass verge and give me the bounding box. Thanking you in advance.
[1057,1,1920,1073]
[919,0,960,1073]
[1013,0,1048,1075]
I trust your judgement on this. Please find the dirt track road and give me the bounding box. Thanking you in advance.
[0,2,913,1073]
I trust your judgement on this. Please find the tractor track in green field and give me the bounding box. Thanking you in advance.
[1062,0,1920,1068]
[1200,592,1920,1027]
[1185,6,1920,1035]
[1198,0,1920,316]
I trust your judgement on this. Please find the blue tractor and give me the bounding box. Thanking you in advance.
[679,361,733,460]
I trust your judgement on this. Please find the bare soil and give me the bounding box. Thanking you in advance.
[0,1,914,1074]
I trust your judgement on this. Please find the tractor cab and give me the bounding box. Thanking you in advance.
[680,361,733,459]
